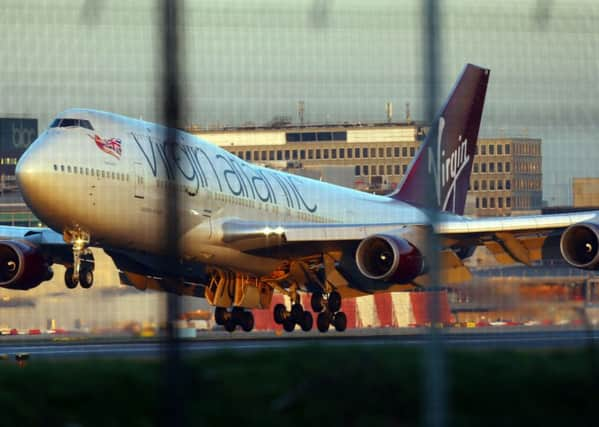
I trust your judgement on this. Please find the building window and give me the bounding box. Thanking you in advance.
[386,147,392,157]
[332,149,337,159]
[245,151,251,160]
[300,150,305,160]
[363,165,369,175]
[474,180,479,191]
[378,148,384,158]
[482,198,487,208]
[379,165,384,175]
[498,197,503,208]
[481,163,487,173]
[505,144,511,154]
[355,166,360,176]
[481,145,486,155]
[402,147,408,157]
[490,180,495,190]
[505,162,511,172]
[506,179,511,189]
[474,163,479,173]
[489,162,495,172]
[347,149,353,159]
[476,197,480,208]
[277,151,283,160]
[269,151,275,160]
[489,144,495,155]
[394,147,400,157]
[386,165,392,175]
[323,149,329,159]
[339,148,345,159]
[497,180,503,190]
[402,164,408,173]
[284,150,290,160]
[410,147,415,156]
[497,144,503,155]
[363,148,369,158]
[253,151,259,160]
[497,162,503,172]
[490,197,495,208]
[394,165,400,175]
[316,149,321,159]
[307,150,313,160]
[355,148,361,158]
[261,151,267,161]
[506,197,511,208]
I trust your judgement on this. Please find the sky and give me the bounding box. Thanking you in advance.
[2,0,599,205]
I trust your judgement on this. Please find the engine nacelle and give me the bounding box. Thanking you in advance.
[355,234,424,283]
[0,240,51,290]
[560,222,599,269]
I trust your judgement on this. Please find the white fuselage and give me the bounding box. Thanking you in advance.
[16,109,430,275]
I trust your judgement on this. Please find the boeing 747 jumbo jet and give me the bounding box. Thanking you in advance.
[5,64,599,332]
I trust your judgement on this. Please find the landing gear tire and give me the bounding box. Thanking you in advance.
[317,311,331,333]
[333,311,347,332]
[214,307,227,326]
[240,311,255,332]
[79,266,94,289]
[64,267,78,289]
[291,303,304,322]
[274,304,287,324]
[224,317,236,333]
[283,318,295,332]
[300,311,313,332]
[311,293,324,312]
[328,291,342,313]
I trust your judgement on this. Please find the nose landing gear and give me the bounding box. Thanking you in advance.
[63,230,94,289]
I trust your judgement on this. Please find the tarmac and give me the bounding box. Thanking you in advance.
[1,326,599,360]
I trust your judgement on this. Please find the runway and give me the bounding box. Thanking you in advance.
[1,328,599,359]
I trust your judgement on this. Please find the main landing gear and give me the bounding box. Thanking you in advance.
[214,307,255,332]
[273,300,314,332]
[272,289,346,333]
[63,230,95,289]
[311,290,347,333]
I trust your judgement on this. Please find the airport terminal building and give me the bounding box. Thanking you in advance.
[192,122,543,217]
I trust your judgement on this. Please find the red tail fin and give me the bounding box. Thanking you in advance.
[390,64,489,215]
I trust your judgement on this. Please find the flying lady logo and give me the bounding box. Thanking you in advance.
[427,117,470,213]
[89,134,122,160]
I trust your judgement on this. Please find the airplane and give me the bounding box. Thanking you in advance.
[5,63,599,333]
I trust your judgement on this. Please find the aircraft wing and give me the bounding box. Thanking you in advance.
[220,210,599,267]
[0,226,66,246]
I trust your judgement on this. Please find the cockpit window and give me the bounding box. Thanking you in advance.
[50,118,94,131]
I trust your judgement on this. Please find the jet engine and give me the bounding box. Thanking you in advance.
[560,222,599,269]
[355,234,424,283]
[0,240,52,290]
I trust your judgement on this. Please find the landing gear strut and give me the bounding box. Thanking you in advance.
[63,230,94,289]
[214,307,255,332]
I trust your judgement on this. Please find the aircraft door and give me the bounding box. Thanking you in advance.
[134,162,144,199]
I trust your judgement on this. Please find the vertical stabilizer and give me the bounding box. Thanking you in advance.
[390,64,489,215]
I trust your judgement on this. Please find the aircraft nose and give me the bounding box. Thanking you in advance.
[16,139,49,207]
